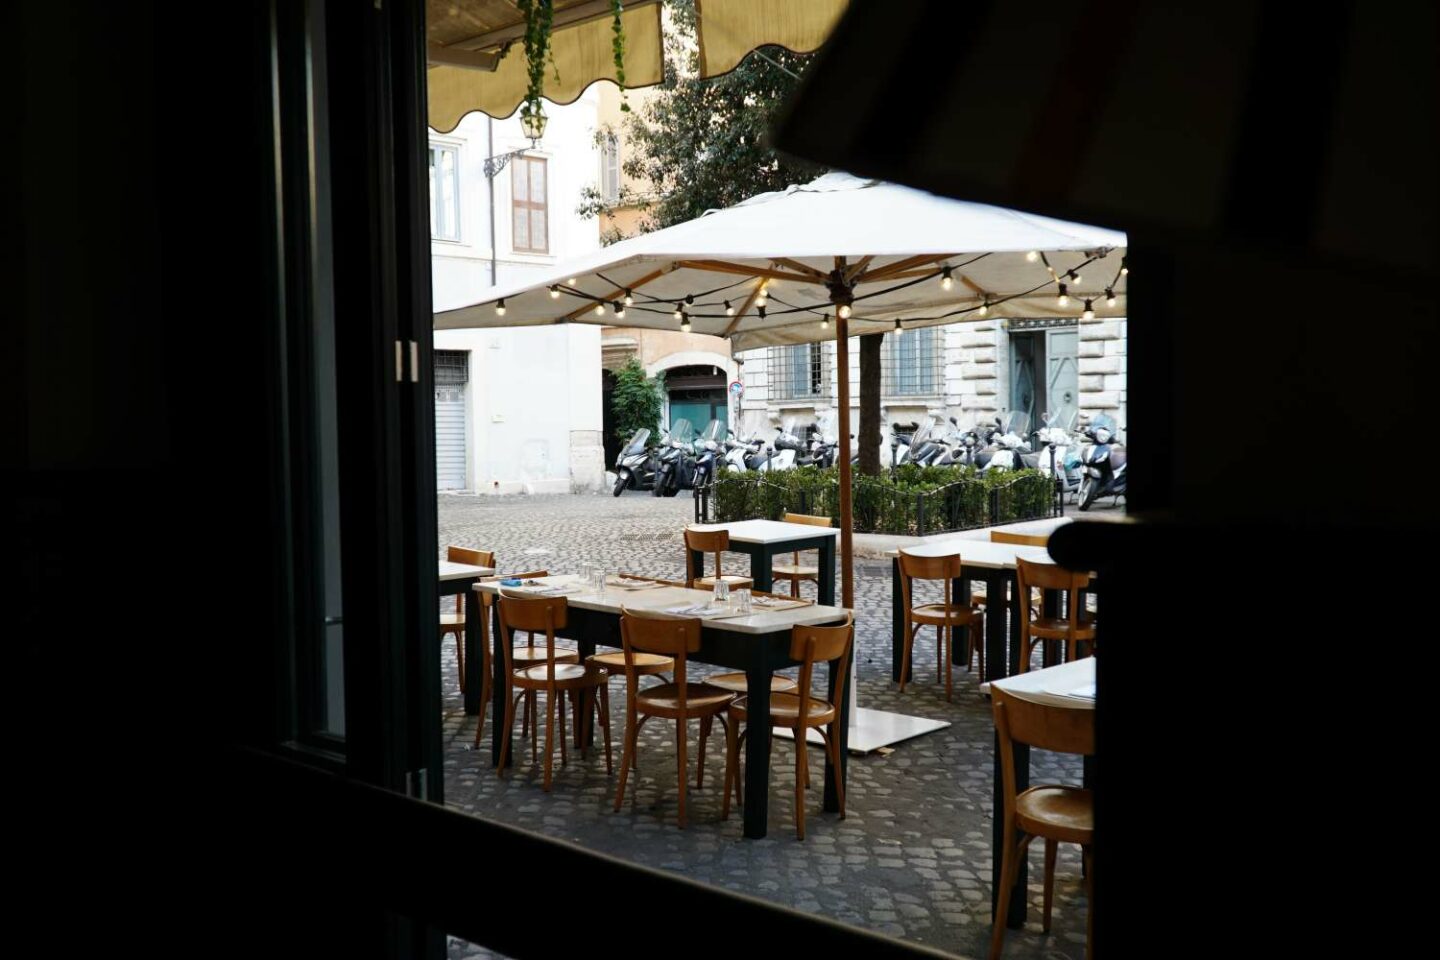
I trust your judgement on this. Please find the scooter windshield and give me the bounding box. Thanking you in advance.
[1088,413,1117,439]
[699,419,723,443]
[621,428,650,456]
[816,411,838,445]
[910,416,935,447]
[1000,410,1031,438]
[669,419,694,445]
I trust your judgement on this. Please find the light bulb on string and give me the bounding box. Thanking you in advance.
[757,305,766,319]
[1082,299,1095,321]
[613,301,625,319]
[756,292,767,308]
[1105,288,1116,307]
[623,289,633,306]
[820,313,829,330]
[494,298,506,316]
[1120,257,1129,276]
[941,266,953,291]
[978,299,989,317]
[1026,251,1039,263]
[568,277,578,286]
[838,303,852,319]
[680,313,691,334]
[549,285,560,299]
[894,319,904,335]
[673,304,683,320]
[724,300,734,316]
[593,302,605,316]
[1057,283,1069,307]
[1067,270,1082,285]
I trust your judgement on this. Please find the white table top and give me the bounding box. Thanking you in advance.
[474,574,850,635]
[439,561,496,581]
[986,657,1095,709]
[883,539,1053,569]
[688,519,839,545]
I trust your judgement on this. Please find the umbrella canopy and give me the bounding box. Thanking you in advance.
[428,0,848,131]
[435,173,1127,350]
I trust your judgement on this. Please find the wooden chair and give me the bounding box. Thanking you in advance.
[990,530,1050,547]
[1015,557,1096,672]
[722,615,852,840]
[770,512,831,598]
[473,569,582,752]
[440,547,494,696]
[683,527,754,592]
[613,607,735,828]
[495,591,611,791]
[990,685,1094,960]
[897,550,983,700]
[702,588,803,697]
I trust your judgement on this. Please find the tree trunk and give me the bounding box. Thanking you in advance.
[858,333,883,477]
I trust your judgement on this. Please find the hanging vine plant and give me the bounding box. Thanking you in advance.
[516,0,556,135]
[610,0,630,111]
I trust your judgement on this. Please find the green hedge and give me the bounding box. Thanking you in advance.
[707,466,1053,535]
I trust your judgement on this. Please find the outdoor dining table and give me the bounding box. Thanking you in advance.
[884,539,1054,684]
[473,574,851,839]
[985,657,1095,928]
[438,560,495,715]
[685,519,840,605]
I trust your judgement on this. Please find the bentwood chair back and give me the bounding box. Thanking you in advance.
[896,550,981,699]
[722,614,853,839]
[441,547,494,696]
[990,530,1050,547]
[683,527,754,591]
[771,512,832,598]
[1015,557,1095,671]
[496,591,609,791]
[990,686,1095,959]
[613,607,734,828]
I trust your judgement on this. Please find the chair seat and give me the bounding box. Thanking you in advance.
[439,612,465,627]
[731,692,836,726]
[771,563,819,578]
[1029,615,1097,640]
[702,671,798,694]
[635,682,734,715]
[694,574,755,590]
[513,662,594,685]
[513,646,579,665]
[588,651,674,675]
[910,603,981,626]
[1015,784,1094,845]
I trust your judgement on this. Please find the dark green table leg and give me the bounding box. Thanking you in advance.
[891,558,905,682]
[817,537,836,606]
[742,644,774,838]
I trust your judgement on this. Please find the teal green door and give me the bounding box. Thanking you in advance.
[669,393,727,434]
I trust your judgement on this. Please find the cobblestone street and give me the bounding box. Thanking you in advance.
[440,491,1112,959]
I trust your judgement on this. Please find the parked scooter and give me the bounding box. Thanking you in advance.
[652,418,695,497]
[612,427,656,496]
[721,428,765,473]
[809,412,857,468]
[768,416,806,471]
[690,419,723,495]
[981,410,1034,473]
[1077,413,1126,510]
[1033,410,1084,501]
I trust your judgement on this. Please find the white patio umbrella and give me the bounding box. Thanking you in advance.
[437,171,1127,604]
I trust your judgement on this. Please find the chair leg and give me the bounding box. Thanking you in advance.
[614,709,638,812]
[944,623,953,702]
[697,714,712,789]
[496,691,520,778]
[937,624,943,682]
[542,690,557,792]
[557,691,569,766]
[521,689,530,737]
[474,643,492,749]
[989,827,1028,960]
[578,688,592,759]
[598,682,613,775]
[1043,837,1059,933]
[794,727,808,840]
[529,691,539,763]
[675,717,688,829]
[452,630,465,696]
[826,726,846,817]
[722,716,739,820]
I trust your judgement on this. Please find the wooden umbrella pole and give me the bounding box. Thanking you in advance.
[835,312,854,610]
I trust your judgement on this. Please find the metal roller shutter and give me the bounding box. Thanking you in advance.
[435,351,468,491]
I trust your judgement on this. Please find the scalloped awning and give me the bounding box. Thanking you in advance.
[426,0,848,132]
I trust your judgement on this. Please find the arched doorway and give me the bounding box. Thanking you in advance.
[664,364,728,434]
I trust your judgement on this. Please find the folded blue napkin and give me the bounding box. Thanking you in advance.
[500,578,523,586]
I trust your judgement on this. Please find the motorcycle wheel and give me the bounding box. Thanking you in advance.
[1078,477,1099,511]
[613,472,628,497]
[663,478,679,497]
[652,470,666,496]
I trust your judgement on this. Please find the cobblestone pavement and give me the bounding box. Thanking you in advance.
[440,491,1118,960]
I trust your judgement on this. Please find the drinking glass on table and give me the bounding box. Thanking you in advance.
[734,588,752,614]
[713,579,730,606]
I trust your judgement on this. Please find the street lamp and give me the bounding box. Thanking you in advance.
[519,102,547,145]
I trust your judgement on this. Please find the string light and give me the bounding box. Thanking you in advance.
[978,299,989,317]
[673,303,683,320]
[894,319,904,335]
[756,290,767,308]
[941,266,953,291]
[1120,257,1129,276]
[1056,283,1069,307]
[623,289,633,305]
[724,300,734,316]
[494,298,506,316]
[613,301,625,319]
[1067,270,1082,285]
[593,302,605,316]
[838,303,852,319]
[757,305,766,319]
[568,277,578,285]
[820,313,829,330]
[549,285,560,299]
[1082,299,1095,321]
[680,313,691,334]
[1105,288,1116,307]
[1026,251,1039,262]
[685,293,694,305]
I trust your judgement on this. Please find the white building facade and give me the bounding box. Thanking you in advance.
[429,95,607,494]
[734,316,1127,457]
